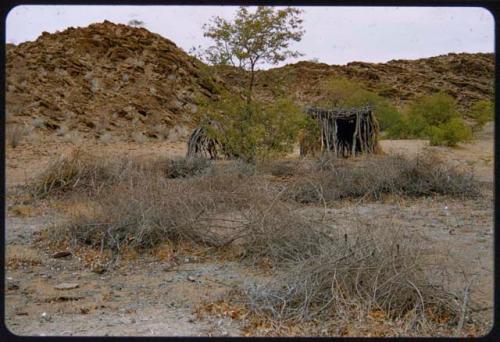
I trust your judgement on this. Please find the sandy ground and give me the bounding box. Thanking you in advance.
[4,123,494,336]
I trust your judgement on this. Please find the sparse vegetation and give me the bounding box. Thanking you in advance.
[6,123,29,148]
[28,149,144,198]
[467,99,494,132]
[160,157,212,179]
[287,153,480,203]
[5,16,493,337]
[387,92,473,146]
[245,224,461,330]
[200,92,307,161]
[315,77,403,133]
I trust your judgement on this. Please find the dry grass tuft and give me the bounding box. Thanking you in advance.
[6,123,29,148]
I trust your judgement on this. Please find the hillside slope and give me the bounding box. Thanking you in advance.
[6,21,224,139]
[221,53,494,109]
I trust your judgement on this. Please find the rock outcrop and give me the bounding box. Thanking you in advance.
[6,21,224,139]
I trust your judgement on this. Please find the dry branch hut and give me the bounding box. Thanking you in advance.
[302,106,380,158]
[186,120,227,159]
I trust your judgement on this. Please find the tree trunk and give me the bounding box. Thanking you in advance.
[247,61,256,104]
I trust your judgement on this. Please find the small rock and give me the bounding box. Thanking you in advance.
[54,282,79,290]
[41,312,51,322]
[92,265,107,274]
[7,282,20,291]
[7,278,20,290]
[52,251,71,258]
[187,275,196,282]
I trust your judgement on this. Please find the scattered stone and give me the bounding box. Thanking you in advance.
[7,281,20,291]
[40,312,51,322]
[187,275,196,282]
[52,251,71,258]
[91,264,107,274]
[54,282,79,290]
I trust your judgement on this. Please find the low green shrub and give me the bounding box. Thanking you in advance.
[467,99,494,131]
[427,118,472,146]
[386,92,473,146]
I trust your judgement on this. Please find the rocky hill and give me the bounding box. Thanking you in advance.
[5,21,494,141]
[5,21,224,140]
[222,53,494,110]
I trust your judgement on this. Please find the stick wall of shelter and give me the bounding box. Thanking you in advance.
[302,106,380,158]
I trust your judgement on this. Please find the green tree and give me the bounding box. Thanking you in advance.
[317,77,403,132]
[196,6,304,105]
[193,6,306,161]
[201,91,307,161]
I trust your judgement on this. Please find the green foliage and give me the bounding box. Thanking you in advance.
[467,99,494,131]
[386,109,428,139]
[194,6,304,106]
[408,92,459,126]
[427,118,472,146]
[200,92,307,161]
[196,6,304,69]
[317,77,403,132]
[387,92,472,146]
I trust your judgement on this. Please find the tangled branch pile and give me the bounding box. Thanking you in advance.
[29,149,144,198]
[287,154,480,203]
[245,225,461,328]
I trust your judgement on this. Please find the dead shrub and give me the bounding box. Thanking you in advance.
[207,159,257,177]
[244,225,462,330]
[54,162,327,263]
[257,159,305,178]
[29,149,146,198]
[60,176,224,251]
[288,154,480,203]
[56,169,279,253]
[239,204,331,265]
[158,156,212,179]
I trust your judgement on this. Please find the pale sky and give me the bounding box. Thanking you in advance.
[6,5,495,67]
